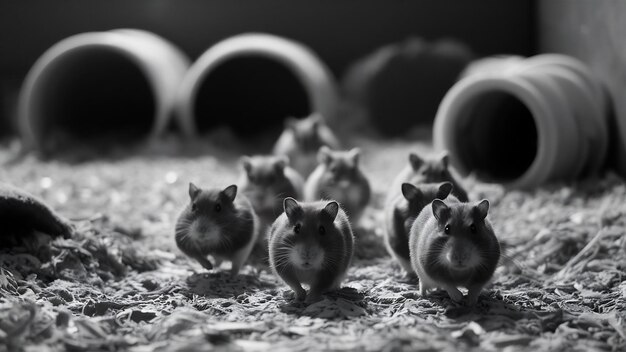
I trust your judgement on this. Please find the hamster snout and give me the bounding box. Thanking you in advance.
[188,218,221,245]
[442,239,481,270]
[290,243,324,270]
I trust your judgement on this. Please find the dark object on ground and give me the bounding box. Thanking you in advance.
[0,182,74,246]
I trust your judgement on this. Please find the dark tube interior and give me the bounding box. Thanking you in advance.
[193,56,310,137]
[457,91,538,182]
[33,49,155,151]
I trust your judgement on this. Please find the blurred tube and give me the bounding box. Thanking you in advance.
[18,29,190,152]
[175,33,338,136]
[433,54,608,189]
[341,38,474,136]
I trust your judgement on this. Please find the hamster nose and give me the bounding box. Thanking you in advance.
[450,253,466,267]
[339,180,351,188]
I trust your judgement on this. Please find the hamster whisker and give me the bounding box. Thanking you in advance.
[273,246,294,254]
[174,230,189,238]
[272,254,291,265]
[272,250,293,262]
[176,219,194,227]
[175,231,189,240]
[273,257,292,275]
[175,228,191,239]
[474,259,491,273]
[426,244,448,267]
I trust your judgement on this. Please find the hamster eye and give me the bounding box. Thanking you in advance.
[214,204,222,212]
[319,226,326,235]
[294,224,301,234]
[470,224,477,233]
[191,203,197,212]
[440,170,447,177]
[444,225,451,234]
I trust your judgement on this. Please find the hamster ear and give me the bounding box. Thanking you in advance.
[436,182,453,199]
[474,199,490,220]
[318,146,333,165]
[322,201,339,221]
[189,182,201,200]
[349,148,361,167]
[401,183,421,202]
[409,153,424,170]
[284,197,303,221]
[222,185,238,203]
[431,199,451,223]
[309,113,323,126]
[240,156,252,175]
[274,156,288,173]
[439,151,450,168]
[285,117,298,128]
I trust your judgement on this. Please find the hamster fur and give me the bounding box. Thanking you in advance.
[268,197,354,303]
[386,151,468,205]
[175,183,259,275]
[272,113,341,177]
[239,155,305,229]
[384,182,454,275]
[304,147,371,222]
[409,198,500,305]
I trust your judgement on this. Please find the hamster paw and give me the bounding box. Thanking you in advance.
[304,292,323,304]
[467,288,482,306]
[195,257,213,271]
[418,282,429,296]
[400,272,419,284]
[294,288,307,302]
[445,287,464,303]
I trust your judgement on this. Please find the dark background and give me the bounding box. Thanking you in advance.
[0,0,536,79]
[0,0,535,136]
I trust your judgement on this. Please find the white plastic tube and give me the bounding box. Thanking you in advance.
[18,29,190,152]
[433,54,608,189]
[175,33,338,136]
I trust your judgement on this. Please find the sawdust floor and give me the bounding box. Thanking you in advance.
[0,134,625,352]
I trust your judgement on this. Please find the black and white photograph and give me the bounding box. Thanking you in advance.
[0,1,625,351]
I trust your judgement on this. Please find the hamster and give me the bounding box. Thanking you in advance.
[387,151,468,205]
[272,113,341,176]
[268,197,354,303]
[409,198,500,305]
[304,147,371,222]
[239,155,305,229]
[175,183,259,275]
[384,182,454,276]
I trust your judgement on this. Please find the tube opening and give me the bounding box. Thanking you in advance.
[31,48,155,152]
[193,56,311,137]
[458,91,538,182]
